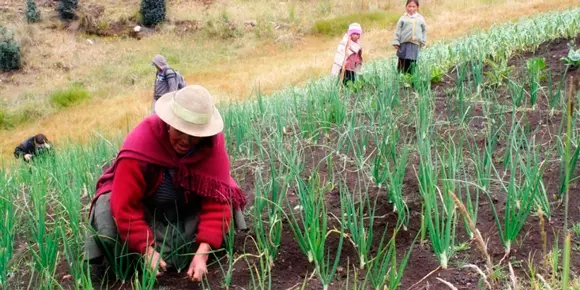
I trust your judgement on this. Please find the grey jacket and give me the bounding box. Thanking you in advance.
[392,14,427,47]
[152,55,178,100]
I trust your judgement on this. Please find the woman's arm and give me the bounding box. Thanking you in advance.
[187,200,231,281]
[110,158,156,254]
[195,200,232,249]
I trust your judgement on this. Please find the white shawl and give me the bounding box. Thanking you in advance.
[330,34,362,77]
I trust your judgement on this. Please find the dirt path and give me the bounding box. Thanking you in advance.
[1,0,578,162]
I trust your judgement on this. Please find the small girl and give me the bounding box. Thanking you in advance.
[331,23,363,86]
[393,0,427,74]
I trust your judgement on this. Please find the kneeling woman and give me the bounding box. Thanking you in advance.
[85,85,246,281]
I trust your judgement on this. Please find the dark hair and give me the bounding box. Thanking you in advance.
[34,133,48,144]
[406,0,419,7]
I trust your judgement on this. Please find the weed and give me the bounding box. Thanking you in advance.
[49,83,90,108]
[561,41,580,68]
[484,57,513,87]
[572,223,580,237]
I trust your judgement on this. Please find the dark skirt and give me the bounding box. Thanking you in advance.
[85,192,200,271]
[396,42,419,60]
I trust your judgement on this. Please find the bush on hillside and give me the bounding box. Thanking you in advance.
[25,0,41,23]
[140,0,166,27]
[49,83,90,108]
[204,11,241,40]
[57,0,78,21]
[313,11,399,36]
[0,26,21,71]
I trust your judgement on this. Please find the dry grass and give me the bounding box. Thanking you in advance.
[1,0,579,162]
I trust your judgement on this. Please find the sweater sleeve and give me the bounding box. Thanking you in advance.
[110,158,155,254]
[195,200,232,249]
[393,17,403,46]
[165,69,178,92]
[14,145,25,159]
[14,138,35,159]
[421,18,427,46]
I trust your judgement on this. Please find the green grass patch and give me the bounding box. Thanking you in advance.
[49,83,90,109]
[0,105,45,129]
[0,107,10,130]
[312,11,399,36]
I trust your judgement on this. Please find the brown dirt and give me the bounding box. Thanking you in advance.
[20,38,579,290]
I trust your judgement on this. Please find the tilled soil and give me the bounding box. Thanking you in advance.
[66,37,580,290]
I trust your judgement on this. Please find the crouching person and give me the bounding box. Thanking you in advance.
[85,85,247,281]
[14,133,52,162]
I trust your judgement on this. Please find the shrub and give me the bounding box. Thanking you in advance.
[25,0,41,23]
[57,0,78,21]
[49,84,90,108]
[140,0,166,27]
[313,11,399,36]
[0,26,21,72]
[204,11,241,40]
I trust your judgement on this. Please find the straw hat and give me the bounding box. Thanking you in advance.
[155,85,224,137]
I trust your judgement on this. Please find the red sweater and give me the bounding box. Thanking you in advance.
[110,158,231,254]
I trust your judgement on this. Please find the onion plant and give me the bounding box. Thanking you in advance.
[416,93,457,269]
[464,123,499,239]
[440,138,470,239]
[252,165,284,271]
[286,171,344,290]
[0,174,15,289]
[371,125,409,228]
[487,122,546,255]
[339,180,378,270]
[24,167,60,287]
[365,228,417,290]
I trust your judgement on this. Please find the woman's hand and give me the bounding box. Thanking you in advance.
[143,246,167,276]
[394,45,400,51]
[187,243,211,282]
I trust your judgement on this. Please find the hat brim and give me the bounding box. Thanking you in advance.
[155,91,224,137]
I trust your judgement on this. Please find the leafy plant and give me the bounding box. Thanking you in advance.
[484,57,513,87]
[560,42,580,68]
[527,57,547,106]
[527,57,546,80]
[430,65,445,83]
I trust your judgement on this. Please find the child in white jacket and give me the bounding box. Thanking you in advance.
[331,23,363,86]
